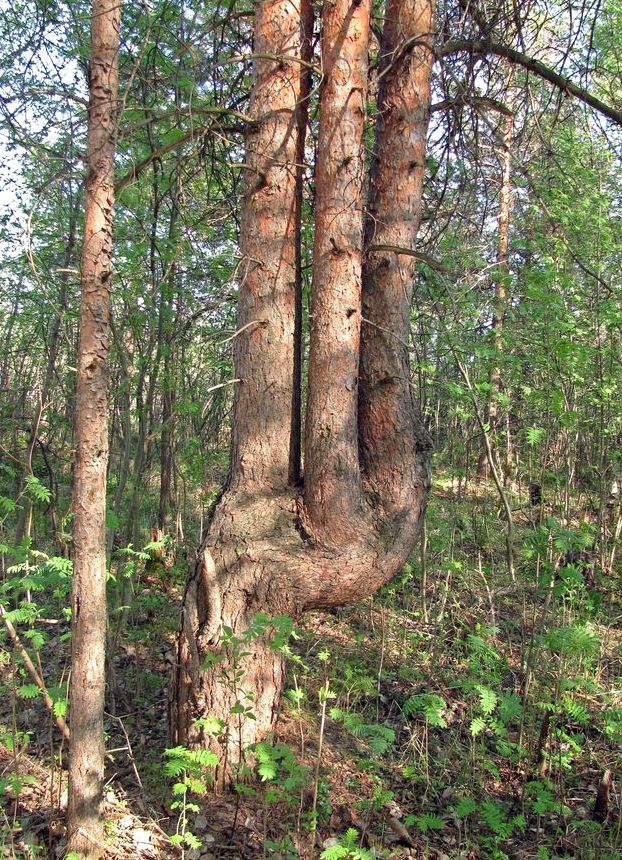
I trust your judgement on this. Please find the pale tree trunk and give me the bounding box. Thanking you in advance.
[67,1,119,856]
[159,33,185,535]
[477,73,515,480]
[173,0,434,782]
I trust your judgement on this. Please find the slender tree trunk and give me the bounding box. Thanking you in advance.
[158,168,183,534]
[173,0,433,779]
[67,1,119,855]
[106,315,133,560]
[477,76,514,479]
[159,382,173,532]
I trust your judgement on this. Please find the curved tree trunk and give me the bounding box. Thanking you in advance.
[172,0,314,765]
[360,0,436,510]
[172,0,435,783]
[67,0,119,855]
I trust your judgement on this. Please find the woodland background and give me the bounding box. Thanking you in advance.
[0,0,621,858]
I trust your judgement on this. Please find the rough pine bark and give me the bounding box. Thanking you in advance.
[173,0,434,781]
[230,0,313,492]
[304,0,370,543]
[67,1,119,856]
[360,0,436,512]
[172,0,314,765]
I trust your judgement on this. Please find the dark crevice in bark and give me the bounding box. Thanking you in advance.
[289,1,313,487]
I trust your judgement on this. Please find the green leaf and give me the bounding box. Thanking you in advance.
[24,475,51,503]
[480,799,505,834]
[454,796,477,818]
[0,496,16,514]
[184,832,202,849]
[53,699,67,718]
[469,716,486,737]
[191,749,218,767]
[498,691,522,724]
[320,846,348,860]
[415,813,444,833]
[17,684,40,700]
[193,716,224,736]
[526,426,545,446]
[403,693,447,728]
[258,761,278,781]
[475,684,498,716]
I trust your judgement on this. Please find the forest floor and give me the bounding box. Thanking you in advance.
[1,477,621,859]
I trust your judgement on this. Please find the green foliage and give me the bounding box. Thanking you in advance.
[23,475,51,504]
[525,781,566,816]
[16,683,40,700]
[454,796,477,819]
[474,684,498,717]
[253,741,310,798]
[480,799,525,839]
[0,5,621,860]
[403,693,448,728]
[320,829,375,860]
[543,625,599,660]
[263,834,300,859]
[0,771,36,796]
[330,708,395,755]
[413,812,444,834]
[162,744,218,852]
[469,715,487,737]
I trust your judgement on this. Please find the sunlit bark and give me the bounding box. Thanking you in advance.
[67,1,119,855]
[173,0,433,777]
[304,0,370,542]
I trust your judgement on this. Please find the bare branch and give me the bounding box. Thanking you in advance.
[440,39,622,127]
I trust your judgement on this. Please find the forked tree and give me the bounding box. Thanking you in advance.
[172,0,436,772]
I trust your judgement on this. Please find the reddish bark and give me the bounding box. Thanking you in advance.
[173,0,434,778]
[67,0,119,855]
[304,0,370,543]
[360,0,436,513]
[231,0,313,492]
[172,0,314,765]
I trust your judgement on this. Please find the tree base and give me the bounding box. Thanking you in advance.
[171,457,428,782]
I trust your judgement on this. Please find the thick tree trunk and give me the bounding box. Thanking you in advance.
[172,0,313,768]
[230,0,313,493]
[360,0,436,512]
[67,1,119,856]
[304,0,370,542]
[173,0,433,780]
